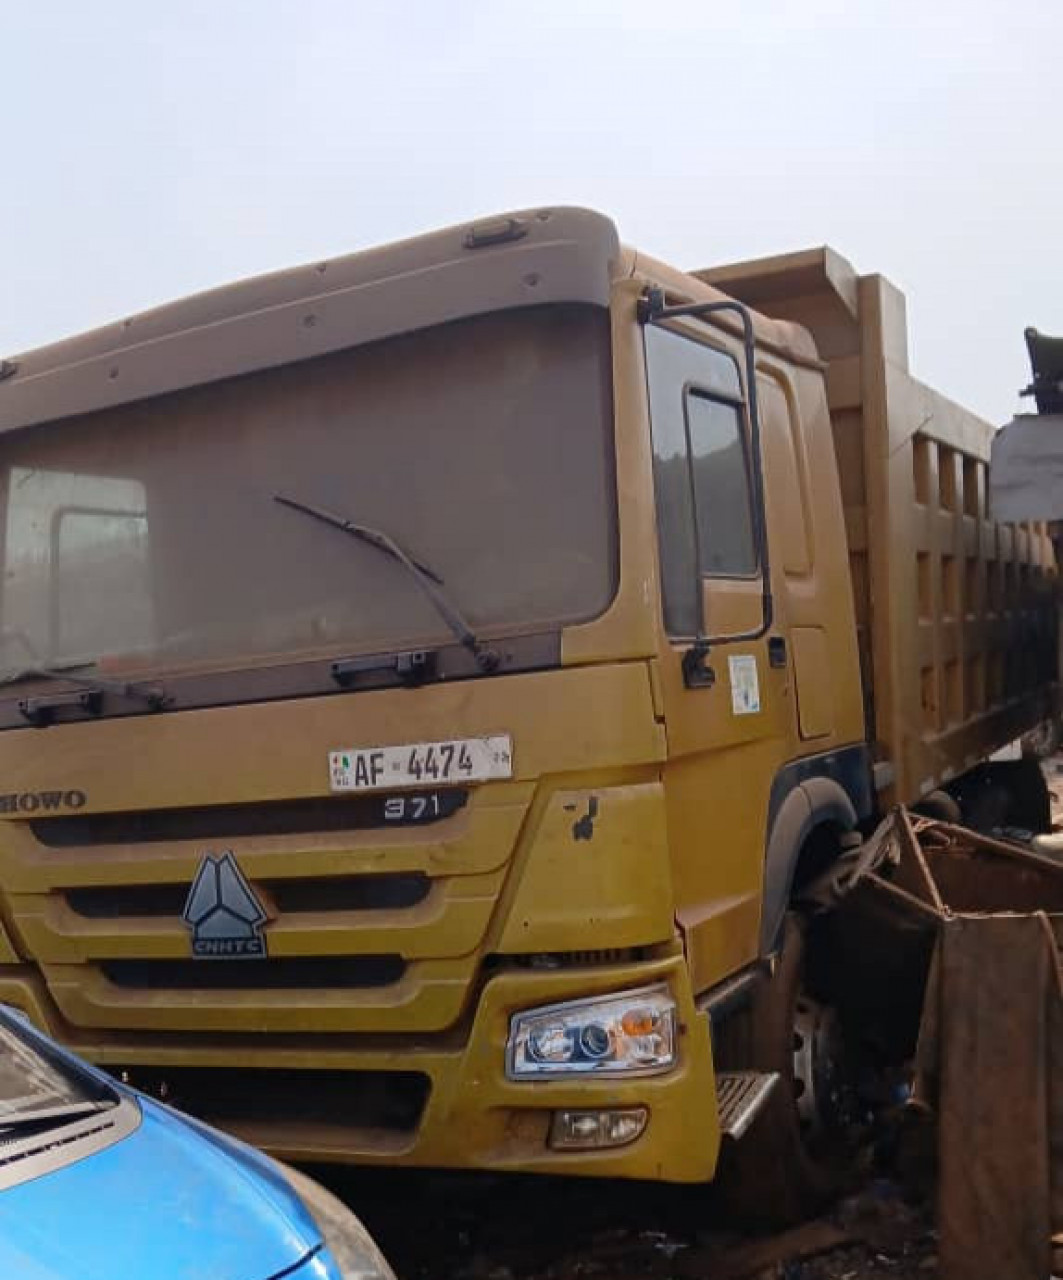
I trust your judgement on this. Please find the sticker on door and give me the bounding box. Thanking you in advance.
[728,654,761,715]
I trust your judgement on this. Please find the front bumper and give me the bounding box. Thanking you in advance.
[0,951,720,1183]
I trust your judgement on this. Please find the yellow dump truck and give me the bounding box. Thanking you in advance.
[0,209,1055,1209]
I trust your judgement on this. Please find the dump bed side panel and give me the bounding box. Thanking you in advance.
[698,250,1057,804]
[865,284,1056,800]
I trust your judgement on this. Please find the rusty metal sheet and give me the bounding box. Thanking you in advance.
[844,811,1063,1280]
[922,914,1061,1280]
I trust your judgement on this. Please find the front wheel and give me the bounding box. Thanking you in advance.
[713,915,862,1227]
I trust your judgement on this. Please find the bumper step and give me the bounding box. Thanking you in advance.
[715,1070,779,1140]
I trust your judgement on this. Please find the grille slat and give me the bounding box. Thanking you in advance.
[66,873,430,919]
[30,790,467,848]
[101,956,406,991]
[120,1067,430,1135]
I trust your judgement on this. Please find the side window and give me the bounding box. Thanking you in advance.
[686,391,757,576]
[644,324,758,636]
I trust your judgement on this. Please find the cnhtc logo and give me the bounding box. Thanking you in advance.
[182,852,268,959]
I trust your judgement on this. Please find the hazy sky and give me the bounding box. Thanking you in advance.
[2,0,1059,425]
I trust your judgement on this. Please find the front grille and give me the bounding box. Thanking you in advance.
[121,1067,431,1134]
[101,956,406,991]
[66,872,430,919]
[3,778,522,1035]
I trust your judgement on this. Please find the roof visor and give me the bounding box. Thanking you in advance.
[0,208,620,435]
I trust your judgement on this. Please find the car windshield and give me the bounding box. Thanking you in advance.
[0,304,616,683]
[0,1011,109,1124]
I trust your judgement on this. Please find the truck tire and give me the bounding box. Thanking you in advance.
[714,915,858,1228]
[953,757,1051,835]
[912,789,962,824]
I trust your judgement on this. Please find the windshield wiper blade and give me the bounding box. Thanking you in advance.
[0,1099,117,1133]
[274,493,499,672]
[0,665,170,711]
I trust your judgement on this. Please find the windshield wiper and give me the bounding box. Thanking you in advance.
[0,664,171,721]
[274,493,499,672]
[0,1098,117,1134]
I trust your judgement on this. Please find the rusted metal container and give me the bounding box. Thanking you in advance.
[820,809,1062,1280]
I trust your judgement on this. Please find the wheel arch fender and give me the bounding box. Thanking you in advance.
[759,776,858,955]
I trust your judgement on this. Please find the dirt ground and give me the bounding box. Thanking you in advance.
[319,1164,938,1280]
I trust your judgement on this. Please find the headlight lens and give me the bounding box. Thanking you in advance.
[278,1161,397,1280]
[506,986,677,1079]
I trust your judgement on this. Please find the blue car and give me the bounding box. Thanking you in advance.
[0,1005,396,1279]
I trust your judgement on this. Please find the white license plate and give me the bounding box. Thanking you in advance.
[329,735,513,793]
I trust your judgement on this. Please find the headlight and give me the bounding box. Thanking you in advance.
[506,986,677,1079]
[278,1162,397,1280]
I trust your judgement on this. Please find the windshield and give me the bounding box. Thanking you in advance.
[0,1010,109,1124]
[0,304,616,682]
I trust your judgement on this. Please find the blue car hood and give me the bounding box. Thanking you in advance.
[0,1097,323,1280]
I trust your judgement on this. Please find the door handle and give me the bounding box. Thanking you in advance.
[767,636,787,669]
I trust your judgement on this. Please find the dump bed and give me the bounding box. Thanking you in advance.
[699,249,1057,804]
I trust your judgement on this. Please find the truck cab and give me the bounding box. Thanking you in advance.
[0,208,1052,1189]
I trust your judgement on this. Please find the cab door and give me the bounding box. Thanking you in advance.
[643,319,792,992]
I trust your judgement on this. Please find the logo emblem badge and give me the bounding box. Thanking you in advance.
[182,852,268,958]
